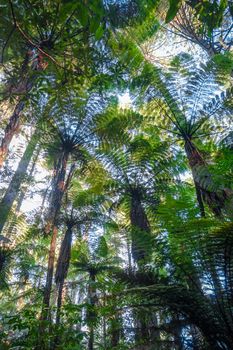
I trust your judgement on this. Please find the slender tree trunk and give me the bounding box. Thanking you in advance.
[88,272,97,350]
[129,192,153,345]
[0,129,38,234]
[39,182,51,218]
[134,309,150,345]
[102,290,107,349]
[37,226,59,350]
[52,282,64,350]
[190,325,201,350]
[44,151,69,234]
[42,151,68,314]
[0,100,26,168]
[149,313,160,345]
[55,225,73,325]
[88,326,94,350]
[194,180,205,218]
[0,51,31,167]
[55,283,63,326]
[126,236,132,270]
[184,138,233,217]
[172,315,183,350]
[0,50,46,168]
[110,314,122,348]
[130,190,151,264]
[37,151,70,349]
[15,144,41,212]
[42,226,59,319]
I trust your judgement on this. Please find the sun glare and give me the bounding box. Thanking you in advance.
[118,92,132,109]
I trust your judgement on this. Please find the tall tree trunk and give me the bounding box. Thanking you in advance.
[194,180,206,218]
[55,224,73,325]
[40,151,69,323]
[130,190,151,264]
[88,326,94,350]
[0,129,38,234]
[88,272,97,350]
[126,236,132,270]
[44,151,69,234]
[172,315,183,350]
[130,192,154,344]
[0,51,30,167]
[0,100,26,168]
[102,290,107,349]
[39,182,51,218]
[41,226,59,321]
[110,314,122,348]
[37,225,59,350]
[130,192,152,345]
[37,151,73,350]
[53,282,69,349]
[53,232,72,350]
[15,144,40,212]
[134,309,150,346]
[184,138,233,217]
[190,325,202,350]
[0,50,46,168]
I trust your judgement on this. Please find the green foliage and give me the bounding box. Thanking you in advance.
[213,52,233,76]
[0,245,12,290]
[166,0,182,22]
[97,236,108,258]
[189,0,228,33]
[0,2,232,349]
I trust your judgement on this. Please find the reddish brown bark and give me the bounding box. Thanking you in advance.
[0,50,46,168]
[0,100,25,167]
